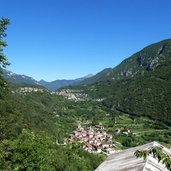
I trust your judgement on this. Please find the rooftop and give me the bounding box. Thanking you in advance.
[95,141,171,171]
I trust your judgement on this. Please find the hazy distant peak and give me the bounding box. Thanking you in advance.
[83,73,94,78]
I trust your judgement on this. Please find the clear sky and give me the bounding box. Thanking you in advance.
[1,0,171,81]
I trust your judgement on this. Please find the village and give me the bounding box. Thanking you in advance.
[67,124,116,154]
[17,87,45,93]
[54,89,89,101]
[14,87,88,101]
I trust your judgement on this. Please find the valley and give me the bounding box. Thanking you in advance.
[0,17,171,170]
[4,84,171,151]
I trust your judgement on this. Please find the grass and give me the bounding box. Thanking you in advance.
[98,113,171,149]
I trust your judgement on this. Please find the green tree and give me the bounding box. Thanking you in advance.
[0,17,10,90]
[0,129,105,171]
[0,129,57,171]
[134,147,171,171]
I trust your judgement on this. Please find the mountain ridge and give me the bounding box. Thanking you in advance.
[2,70,40,85]
[80,39,171,84]
[2,69,93,91]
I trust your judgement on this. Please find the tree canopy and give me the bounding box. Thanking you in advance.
[135,147,171,171]
[0,18,10,90]
[0,18,10,69]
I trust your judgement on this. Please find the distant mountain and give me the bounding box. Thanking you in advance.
[39,79,82,91]
[80,68,113,85]
[39,79,79,91]
[2,70,40,85]
[71,39,171,125]
[2,70,93,91]
[38,75,91,91]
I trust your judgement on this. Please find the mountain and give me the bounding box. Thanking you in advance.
[80,68,112,85]
[2,70,93,91]
[72,39,171,125]
[38,74,93,91]
[104,39,171,80]
[81,39,171,84]
[2,70,40,85]
[38,78,83,91]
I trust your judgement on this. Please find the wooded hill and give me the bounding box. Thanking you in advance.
[69,39,171,125]
[0,86,106,170]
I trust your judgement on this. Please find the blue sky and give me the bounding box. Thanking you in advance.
[1,0,171,81]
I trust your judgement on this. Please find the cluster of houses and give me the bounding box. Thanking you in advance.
[13,87,89,102]
[54,89,88,101]
[16,87,45,94]
[68,124,115,154]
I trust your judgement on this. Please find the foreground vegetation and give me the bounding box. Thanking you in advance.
[0,129,105,171]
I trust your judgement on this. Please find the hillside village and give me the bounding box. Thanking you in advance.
[54,89,89,101]
[15,87,88,101]
[68,124,116,154]
[17,87,45,94]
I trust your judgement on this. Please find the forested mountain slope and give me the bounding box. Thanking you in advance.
[73,39,171,125]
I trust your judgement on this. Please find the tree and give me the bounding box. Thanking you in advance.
[0,17,10,89]
[0,129,57,171]
[0,129,105,171]
[134,147,171,171]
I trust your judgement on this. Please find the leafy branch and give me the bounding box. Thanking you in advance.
[134,146,171,171]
